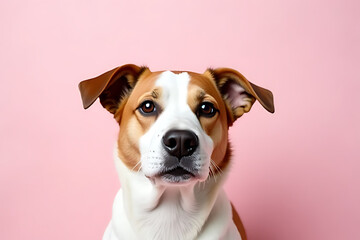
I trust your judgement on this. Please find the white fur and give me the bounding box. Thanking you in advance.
[103,71,241,240]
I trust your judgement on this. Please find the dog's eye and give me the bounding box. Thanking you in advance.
[197,102,218,118]
[138,100,157,115]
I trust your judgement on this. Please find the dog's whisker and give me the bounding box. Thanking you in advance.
[211,160,223,177]
[131,160,142,171]
[212,160,222,175]
[209,163,217,183]
[212,162,220,182]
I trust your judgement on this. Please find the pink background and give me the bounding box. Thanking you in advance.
[1,0,359,239]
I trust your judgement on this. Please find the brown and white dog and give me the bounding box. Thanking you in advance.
[79,64,274,240]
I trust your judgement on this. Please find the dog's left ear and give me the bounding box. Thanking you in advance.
[207,67,275,124]
[79,64,147,114]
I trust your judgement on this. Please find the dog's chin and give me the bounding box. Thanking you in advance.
[149,167,200,186]
[160,167,194,184]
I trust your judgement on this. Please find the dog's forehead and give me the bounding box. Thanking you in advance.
[154,70,191,97]
[134,70,219,100]
[186,71,221,100]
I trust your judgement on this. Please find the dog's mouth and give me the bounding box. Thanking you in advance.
[158,167,195,183]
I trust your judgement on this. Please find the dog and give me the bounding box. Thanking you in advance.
[79,64,274,240]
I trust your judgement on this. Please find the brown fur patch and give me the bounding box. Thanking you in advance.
[187,72,230,174]
[116,71,163,170]
[231,202,247,240]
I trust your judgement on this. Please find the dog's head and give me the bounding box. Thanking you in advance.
[79,64,274,186]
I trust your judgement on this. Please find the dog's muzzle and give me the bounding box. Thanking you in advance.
[157,130,200,183]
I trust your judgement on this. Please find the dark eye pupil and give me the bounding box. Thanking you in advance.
[141,101,155,113]
[201,104,212,114]
[198,102,217,118]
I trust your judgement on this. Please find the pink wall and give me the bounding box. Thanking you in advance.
[1,0,359,239]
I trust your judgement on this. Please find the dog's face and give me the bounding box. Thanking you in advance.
[118,70,229,185]
[79,64,274,186]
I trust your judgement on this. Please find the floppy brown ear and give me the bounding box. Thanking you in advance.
[208,67,275,123]
[78,64,147,114]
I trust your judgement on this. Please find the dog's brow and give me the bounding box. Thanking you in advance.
[151,89,160,98]
[197,90,206,101]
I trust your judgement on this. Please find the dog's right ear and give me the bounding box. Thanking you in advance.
[79,64,148,114]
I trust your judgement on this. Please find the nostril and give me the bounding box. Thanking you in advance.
[184,138,197,151]
[184,139,191,150]
[167,138,177,149]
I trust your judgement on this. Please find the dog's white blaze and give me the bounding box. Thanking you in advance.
[139,71,213,181]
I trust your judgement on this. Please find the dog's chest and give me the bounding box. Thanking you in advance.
[114,188,206,240]
[136,195,202,240]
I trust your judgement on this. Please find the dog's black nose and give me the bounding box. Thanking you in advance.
[162,130,199,159]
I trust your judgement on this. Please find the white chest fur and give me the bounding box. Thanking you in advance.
[102,151,241,240]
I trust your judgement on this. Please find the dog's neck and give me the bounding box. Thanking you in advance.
[114,148,230,240]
